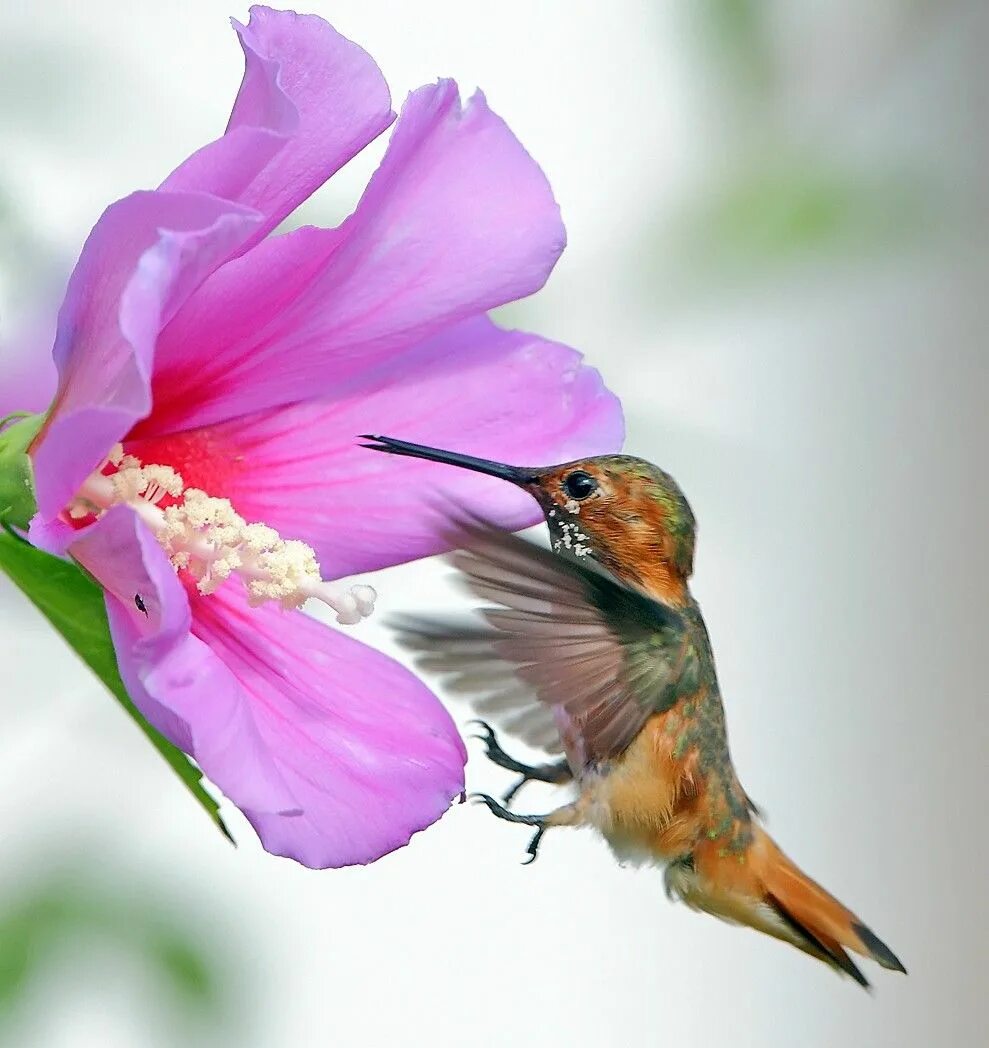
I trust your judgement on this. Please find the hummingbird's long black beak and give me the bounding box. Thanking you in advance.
[359,434,535,486]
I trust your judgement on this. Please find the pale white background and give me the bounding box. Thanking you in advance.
[1,2,986,1046]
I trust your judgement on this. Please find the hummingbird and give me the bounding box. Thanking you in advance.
[362,434,906,988]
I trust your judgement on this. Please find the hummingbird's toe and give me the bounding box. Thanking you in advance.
[470,793,552,864]
[523,827,546,865]
[469,792,542,826]
[469,791,504,815]
[468,720,528,774]
[467,721,573,806]
[467,718,495,740]
[471,794,584,864]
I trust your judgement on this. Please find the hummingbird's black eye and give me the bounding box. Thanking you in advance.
[563,471,598,500]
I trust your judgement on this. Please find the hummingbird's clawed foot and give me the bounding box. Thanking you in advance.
[523,827,546,865]
[468,720,573,805]
[470,792,551,864]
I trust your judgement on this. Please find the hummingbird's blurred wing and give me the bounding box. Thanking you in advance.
[392,520,698,769]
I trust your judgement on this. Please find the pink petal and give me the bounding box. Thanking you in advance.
[193,586,466,869]
[29,191,262,532]
[143,81,567,435]
[127,315,624,577]
[73,505,299,815]
[129,224,342,442]
[162,6,393,247]
[71,505,465,868]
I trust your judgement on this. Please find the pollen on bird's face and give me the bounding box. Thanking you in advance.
[548,515,593,559]
[67,445,376,624]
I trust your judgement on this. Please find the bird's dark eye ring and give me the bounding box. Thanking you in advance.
[563,471,598,500]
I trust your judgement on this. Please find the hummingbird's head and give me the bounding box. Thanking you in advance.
[361,437,696,600]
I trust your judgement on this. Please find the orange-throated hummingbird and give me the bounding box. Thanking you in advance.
[362,434,906,988]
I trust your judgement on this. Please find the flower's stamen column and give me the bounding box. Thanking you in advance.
[72,451,376,624]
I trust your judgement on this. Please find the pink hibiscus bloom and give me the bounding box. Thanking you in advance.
[25,6,623,867]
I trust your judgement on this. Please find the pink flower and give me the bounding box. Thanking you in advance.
[25,6,623,867]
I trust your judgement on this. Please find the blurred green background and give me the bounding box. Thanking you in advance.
[0,850,244,1047]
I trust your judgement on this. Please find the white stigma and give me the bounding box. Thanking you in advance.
[72,446,376,624]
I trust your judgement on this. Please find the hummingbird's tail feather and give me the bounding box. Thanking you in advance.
[750,829,906,985]
[670,827,905,987]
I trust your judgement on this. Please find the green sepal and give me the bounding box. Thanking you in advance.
[0,412,44,531]
[0,525,233,844]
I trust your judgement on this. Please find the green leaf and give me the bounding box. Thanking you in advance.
[0,412,44,531]
[0,527,233,843]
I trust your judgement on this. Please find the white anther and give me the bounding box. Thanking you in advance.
[69,450,378,623]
